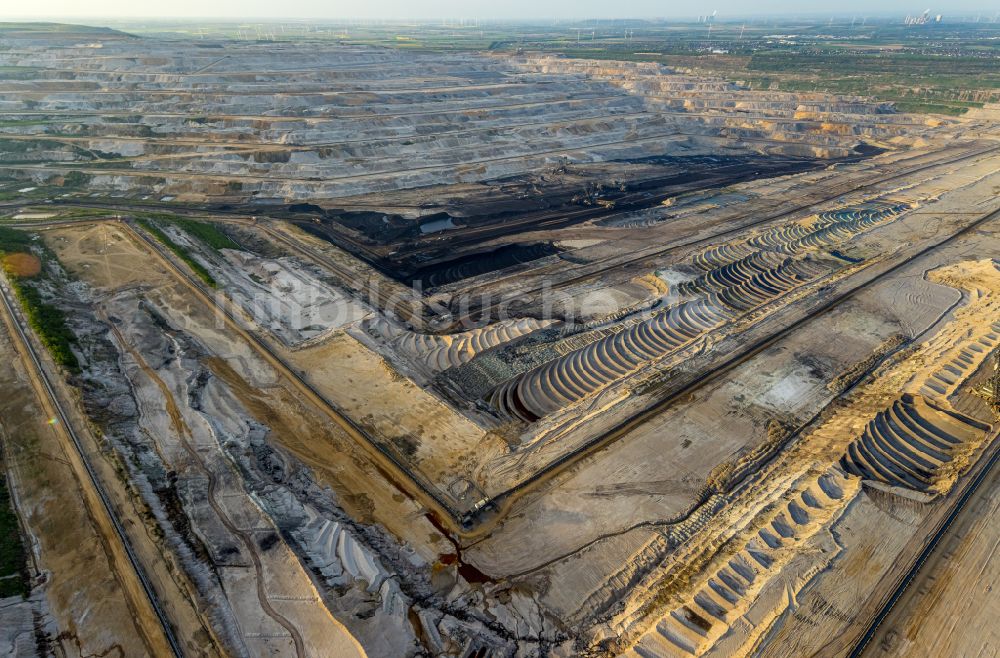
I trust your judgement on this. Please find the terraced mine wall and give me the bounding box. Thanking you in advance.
[0,35,940,296]
[0,39,931,209]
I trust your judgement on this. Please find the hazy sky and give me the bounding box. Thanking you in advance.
[0,0,995,20]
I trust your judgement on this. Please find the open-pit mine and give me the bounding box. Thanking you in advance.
[1,20,999,658]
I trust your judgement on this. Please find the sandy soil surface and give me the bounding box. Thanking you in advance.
[736,258,1000,658]
[861,267,1000,658]
[284,332,503,504]
[866,458,1000,657]
[44,221,174,289]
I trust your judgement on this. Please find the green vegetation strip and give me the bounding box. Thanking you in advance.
[135,217,218,288]
[0,226,79,372]
[0,119,51,127]
[170,217,240,251]
[0,226,39,253]
[0,470,30,599]
[0,138,100,163]
[7,280,79,370]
